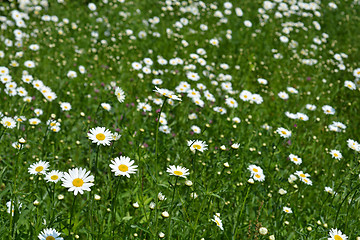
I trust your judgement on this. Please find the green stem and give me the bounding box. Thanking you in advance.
[112,177,121,238]
[69,195,77,234]
[167,177,178,239]
[233,185,251,239]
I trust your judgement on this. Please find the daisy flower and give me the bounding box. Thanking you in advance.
[87,127,113,146]
[253,172,266,182]
[166,165,190,178]
[45,170,63,183]
[211,214,224,230]
[115,87,126,103]
[62,167,94,196]
[38,228,64,240]
[60,102,71,111]
[28,161,49,175]
[276,127,292,138]
[1,116,16,129]
[248,165,263,176]
[101,103,111,111]
[187,140,208,152]
[109,156,138,178]
[289,154,302,165]
[329,150,342,160]
[137,102,152,112]
[7,201,22,216]
[325,187,336,195]
[322,105,335,115]
[283,207,292,213]
[111,132,121,141]
[239,90,252,101]
[295,171,310,179]
[344,80,356,90]
[278,91,289,100]
[328,228,348,240]
[191,125,201,134]
[301,177,313,185]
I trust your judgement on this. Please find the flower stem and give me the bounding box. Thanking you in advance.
[233,185,251,240]
[167,177,178,239]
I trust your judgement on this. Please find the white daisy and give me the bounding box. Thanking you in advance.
[289,154,302,165]
[187,140,208,152]
[28,161,49,175]
[328,228,348,240]
[166,165,190,178]
[45,170,63,183]
[38,228,64,240]
[87,127,113,146]
[61,167,94,196]
[211,214,224,230]
[109,156,138,178]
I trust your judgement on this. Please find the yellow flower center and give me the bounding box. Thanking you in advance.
[118,164,128,172]
[72,178,84,187]
[46,236,55,240]
[31,121,37,125]
[35,166,44,172]
[215,220,221,226]
[334,153,338,157]
[193,144,201,150]
[174,171,183,176]
[300,174,306,178]
[51,175,59,180]
[5,121,11,126]
[96,133,105,141]
[334,235,343,240]
[253,168,258,172]
[293,158,298,162]
[255,174,261,178]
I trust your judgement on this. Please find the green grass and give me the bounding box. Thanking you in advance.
[0,0,360,239]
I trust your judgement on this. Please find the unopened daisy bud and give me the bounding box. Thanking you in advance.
[133,202,139,208]
[279,188,287,195]
[190,192,198,199]
[158,192,166,201]
[224,162,230,168]
[161,211,169,218]
[185,180,193,186]
[94,194,101,200]
[220,145,226,150]
[231,143,240,149]
[149,202,156,210]
[51,114,56,118]
[307,226,312,231]
[248,178,254,184]
[316,220,321,225]
[356,237,360,240]
[323,223,328,228]
[284,221,289,225]
[19,138,26,144]
[75,235,79,239]
[80,112,85,117]
[33,200,40,206]
[269,235,275,240]
[259,227,268,235]
[159,232,165,238]
[58,194,64,200]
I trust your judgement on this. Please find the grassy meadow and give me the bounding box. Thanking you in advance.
[0,0,360,239]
